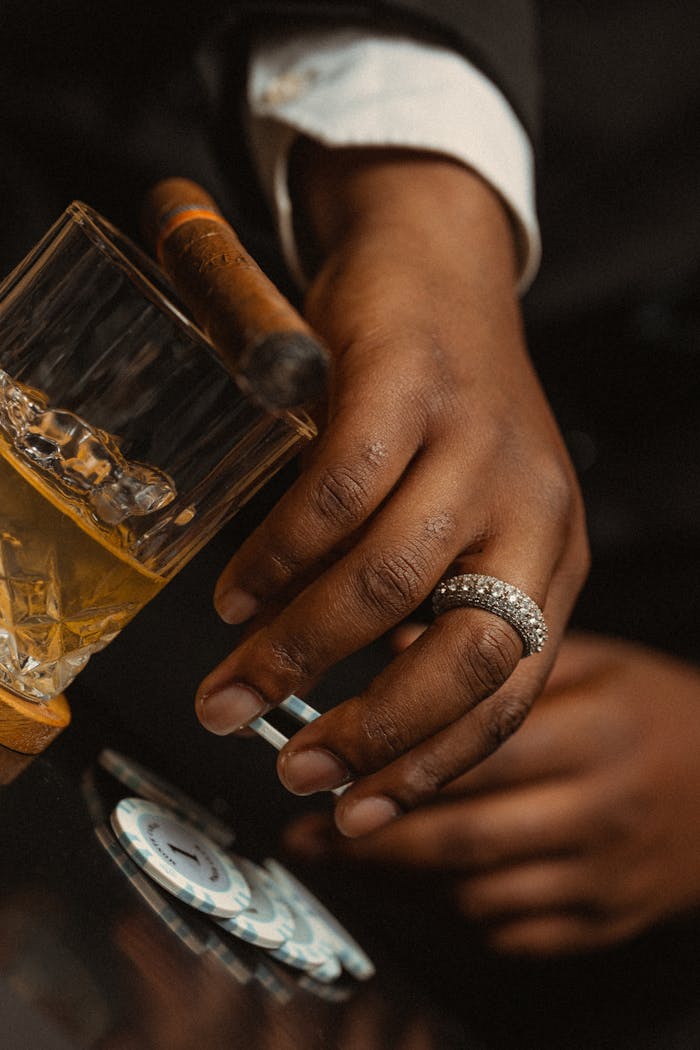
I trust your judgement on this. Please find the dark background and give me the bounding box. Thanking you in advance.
[0,1,698,1046]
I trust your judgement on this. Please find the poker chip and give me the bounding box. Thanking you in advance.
[265,860,375,981]
[110,798,251,918]
[206,936,255,986]
[94,823,211,957]
[251,960,294,1005]
[279,693,322,723]
[297,973,355,1003]
[80,767,107,825]
[97,822,257,983]
[216,856,295,950]
[265,888,338,973]
[305,953,343,984]
[98,748,235,848]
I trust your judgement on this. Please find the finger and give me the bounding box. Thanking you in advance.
[440,681,603,796]
[199,442,582,816]
[282,810,341,861]
[454,859,589,921]
[213,376,422,625]
[388,620,428,654]
[443,633,649,797]
[276,583,551,829]
[388,623,604,795]
[389,625,607,690]
[285,778,599,872]
[539,630,622,691]
[196,452,472,734]
[277,604,528,804]
[389,621,625,794]
[483,910,647,957]
[321,528,585,835]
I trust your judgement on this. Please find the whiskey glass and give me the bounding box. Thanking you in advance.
[0,203,315,773]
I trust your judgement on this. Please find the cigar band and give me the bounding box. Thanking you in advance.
[156,205,227,264]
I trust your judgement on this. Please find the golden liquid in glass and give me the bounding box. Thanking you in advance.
[0,439,165,703]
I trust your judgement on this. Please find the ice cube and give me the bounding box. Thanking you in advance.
[0,368,176,525]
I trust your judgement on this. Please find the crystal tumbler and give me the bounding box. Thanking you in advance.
[0,203,315,773]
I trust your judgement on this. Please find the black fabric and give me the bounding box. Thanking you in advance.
[527,0,700,322]
[0,1,539,273]
[522,4,700,661]
[529,290,700,661]
[0,10,697,1035]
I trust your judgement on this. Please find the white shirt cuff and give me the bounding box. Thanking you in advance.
[247,27,540,294]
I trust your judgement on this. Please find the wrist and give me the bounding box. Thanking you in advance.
[289,139,519,290]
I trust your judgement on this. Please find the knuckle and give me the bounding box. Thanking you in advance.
[397,751,451,803]
[526,450,578,523]
[354,547,428,618]
[266,544,305,584]
[310,462,371,528]
[541,466,576,522]
[452,620,520,700]
[266,635,316,680]
[424,510,459,546]
[356,704,411,765]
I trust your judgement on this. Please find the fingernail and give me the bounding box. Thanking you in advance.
[278,749,350,796]
[198,684,267,734]
[215,587,261,625]
[336,796,400,838]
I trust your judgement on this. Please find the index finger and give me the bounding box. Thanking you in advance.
[213,382,421,625]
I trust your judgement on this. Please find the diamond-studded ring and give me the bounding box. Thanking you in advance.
[431,573,548,657]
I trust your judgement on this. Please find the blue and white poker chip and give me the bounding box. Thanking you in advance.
[297,973,354,1002]
[216,856,295,950]
[94,822,212,957]
[251,960,294,1005]
[99,748,235,848]
[265,859,375,981]
[265,889,338,973]
[110,798,251,919]
[97,820,257,984]
[305,953,343,984]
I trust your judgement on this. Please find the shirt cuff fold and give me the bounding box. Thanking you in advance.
[247,27,540,294]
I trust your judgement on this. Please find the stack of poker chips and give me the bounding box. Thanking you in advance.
[91,748,375,992]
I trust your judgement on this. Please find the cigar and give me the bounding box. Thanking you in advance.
[142,178,329,412]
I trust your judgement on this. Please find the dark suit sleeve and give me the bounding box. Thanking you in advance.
[4,0,538,141]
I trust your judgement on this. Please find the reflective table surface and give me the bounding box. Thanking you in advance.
[1,510,699,1050]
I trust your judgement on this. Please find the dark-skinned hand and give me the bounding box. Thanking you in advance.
[284,631,700,955]
[196,146,588,838]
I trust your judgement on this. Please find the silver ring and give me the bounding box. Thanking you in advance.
[432,573,548,657]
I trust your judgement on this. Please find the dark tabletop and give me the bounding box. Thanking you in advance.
[1,473,699,1050]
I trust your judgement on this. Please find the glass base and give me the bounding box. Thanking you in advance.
[0,687,71,785]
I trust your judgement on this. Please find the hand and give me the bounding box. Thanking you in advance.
[196,145,588,837]
[285,632,700,955]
